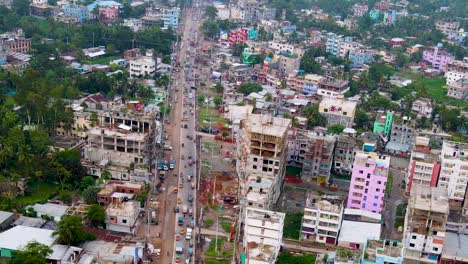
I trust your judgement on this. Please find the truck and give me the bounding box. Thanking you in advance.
[178,216,184,226]
[175,244,183,254]
[182,205,188,214]
[169,160,175,170]
[185,228,192,240]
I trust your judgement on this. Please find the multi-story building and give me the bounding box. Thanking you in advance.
[286,75,305,94]
[162,7,180,29]
[373,112,393,137]
[303,74,325,95]
[288,128,336,183]
[338,41,361,58]
[349,48,375,67]
[445,57,468,85]
[332,135,358,176]
[97,181,145,206]
[236,114,291,209]
[390,117,416,148]
[347,151,390,214]
[243,207,285,264]
[422,45,455,71]
[403,185,449,264]
[353,4,369,17]
[411,98,433,118]
[319,97,357,128]
[317,78,350,97]
[105,199,141,234]
[447,78,468,100]
[435,21,460,36]
[97,5,120,24]
[60,5,90,23]
[406,137,441,193]
[129,50,156,77]
[0,29,31,53]
[301,194,344,245]
[277,54,300,76]
[438,141,468,203]
[229,63,255,82]
[228,28,251,47]
[362,239,404,264]
[325,33,353,57]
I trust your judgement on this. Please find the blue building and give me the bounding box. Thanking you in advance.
[62,5,89,23]
[349,49,375,67]
[361,239,404,264]
[162,8,180,29]
[325,33,352,57]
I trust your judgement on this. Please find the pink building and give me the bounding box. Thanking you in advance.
[347,151,390,214]
[406,137,440,193]
[98,6,120,23]
[228,28,249,47]
[422,45,455,71]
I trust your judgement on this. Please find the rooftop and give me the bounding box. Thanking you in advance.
[30,203,70,218]
[305,194,343,213]
[364,239,403,262]
[354,151,390,172]
[338,220,381,244]
[88,127,147,141]
[335,247,361,263]
[409,185,449,214]
[442,232,468,261]
[245,207,285,224]
[0,225,55,250]
[0,210,14,223]
[242,114,291,138]
[106,200,140,217]
[13,216,46,228]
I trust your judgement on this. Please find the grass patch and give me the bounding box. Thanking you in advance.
[277,252,317,264]
[205,259,230,264]
[205,238,234,258]
[385,173,393,196]
[16,182,60,206]
[220,219,232,233]
[83,55,120,65]
[205,219,215,228]
[283,213,303,240]
[199,107,229,128]
[394,203,407,229]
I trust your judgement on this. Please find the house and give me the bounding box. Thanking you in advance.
[445,58,468,85]
[422,44,455,71]
[98,181,145,206]
[411,98,433,117]
[162,8,180,29]
[0,29,31,53]
[105,200,141,234]
[362,239,404,264]
[338,220,382,250]
[61,5,90,23]
[373,112,393,137]
[129,50,156,77]
[29,203,70,222]
[319,97,357,128]
[333,134,358,176]
[13,216,46,228]
[87,0,122,24]
[82,46,106,59]
[447,78,468,100]
[0,225,55,257]
[0,211,15,231]
[406,137,440,193]
[318,78,350,98]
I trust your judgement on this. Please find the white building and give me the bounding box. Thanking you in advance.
[319,97,357,128]
[129,50,156,77]
[445,58,468,85]
[29,203,70,222]
[236,114,291,209]
[439,141,468,203]
[301,194,344,245]
[411,98,433,118]
[403,185,449,263]
[105,200,140,234]
[243,207,285,264]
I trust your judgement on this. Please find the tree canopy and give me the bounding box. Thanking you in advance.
[237,82,263,95]
[54,216,95,246]
[9,241,52,264]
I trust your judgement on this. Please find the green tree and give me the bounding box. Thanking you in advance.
[327,124,345,135]
[213,96,223,107]
[237,82,262,95]
[82,186,99,204]
[198,95,206,105]
[265,93,273,102]
[214,83,224,93]
[300,47,325,74]
[204,5,218,20]
[100,170,112,182]
[302,104,327,128]
[355,109,372,131]
[9,241,52,264]
[231,43,247,57]
[12,0,30,16]
[202,20,219,39]
[54,216,95,246]
[86,204,106,227]
[80,176,96,190]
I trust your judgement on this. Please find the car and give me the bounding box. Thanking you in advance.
[175,257,180,263]
[174,206,179,213]
[177,198,181,204]
[179,229,185,235]
[179,182,184,188]
[176,234,180,241]
[173,187,178,193]
[189,240,194,247]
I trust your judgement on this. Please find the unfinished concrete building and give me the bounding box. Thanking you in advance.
[403,185,449,264]
[236,114,291,209]
[332,135,358,176]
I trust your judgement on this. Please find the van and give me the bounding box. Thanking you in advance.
[185,228,192,240]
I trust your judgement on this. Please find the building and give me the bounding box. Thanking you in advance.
[389,117,416,148]
[338,219,382,250]
[347,151,390,214]
[0,225,55,257]
[0,29,31,53]
[105,200,140,234]
[87,0,122,24]
[411,98,433,118]
[435,21,460,36]
[438,141,468,203]
[362,239,404,264]
[229,63,255,82]
[333,135,358,176]
[301,194,344,245]
[349,49,375,67]
[277,55,300,76]
[30,0,51,18]
[61,4,89,23]
[303,74,325,95]
[441,232,468,264]
[162,7,180,29]
[236,114,291,209]
[353,4,369,17]
[317,78,350,97]
[29,203,70,222]
[403,185,449,264]
[373,112,393,137]
[445,58,468,85]
[129,50,156,77]
[319,97,357,128]
[0,211,15,231]
[325,33,352,57]
[97,181,145,206]
[288,128,336,183]
[406,137,441,193]
[243,207,285,264]
[447,78,468,100]
[422,45,455,71]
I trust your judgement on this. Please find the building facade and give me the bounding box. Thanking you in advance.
[129,50,156,77]
[162,8,180,29]
[406,137,440,193]
[319,97,357,128]
[422,45,455,71]
[447,78,468,100]
[332,135,358,176]
[438,141,468,203]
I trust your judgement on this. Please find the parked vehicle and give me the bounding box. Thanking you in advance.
[182,205,188,214]
[169,160,175,170]
[187,174,192,181]
[159,171,166,181]
[178,216,183,226]
[188,195,193,203]
[185,228,192,240]
[188,208,193,217]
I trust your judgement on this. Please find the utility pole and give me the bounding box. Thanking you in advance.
[92,32,95,47]
[215,216,219,254]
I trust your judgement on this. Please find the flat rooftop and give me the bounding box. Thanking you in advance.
[338,220,381,244]
[106,201,140,217]
[305,194,343,213]
[442,232,468,261]
[0,225,55,250]
[364,239,403,262]
[354,151,390,172]
[243,114,291,138]
[409,185,449,214]
[245,207,285,224]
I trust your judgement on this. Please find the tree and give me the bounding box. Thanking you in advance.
[198,95,206,105]
[80,176,96,190]
[202,20,219,39]
[214,83,224,94]
[100,170,112,181]
[327,124,345,135]
[12,0,30,16]
[82,186,99,204]
[302,104,327,128]
[300,47,325,74]
[221,131,229,138]
[213,96,223,107]
[86,204,105,227]
[237,82,262,95]
[265,93,273,102]
[416,116,432,129]
[231,43,247,57]
[9,241,52,264]
[54,216,95,246]
[355,109,371,131]
[204,5,218,20]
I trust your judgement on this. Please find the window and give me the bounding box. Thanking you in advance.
[367,173,371,179]
[359,170,363,174]
[324,109,328,112]
[412,235,417,239]
[253,157,258,162]
[374,195,379,199]
[373,203,378,206]
[376,188,380,192]
[377,181,382,184]
[433,247,438,251]
[122,219,127,224]
[409,243,415,247]
[253,165,257,170]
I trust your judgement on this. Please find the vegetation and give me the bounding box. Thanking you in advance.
[9,241,52,264]
[205,237,233,258]
[283,213,303,240]
[327,124,345,135]
[237,82,263,96]
[302,104,327,128]
[394,204,407,229]
[277,253,317,264]
[300,47,325,74]
[86,204,106,227]
[54,216,96,246]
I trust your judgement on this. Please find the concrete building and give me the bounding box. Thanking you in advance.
[373,112,393,137]
[422,45,455,71]
[97,181,145,206]
[406,137,441,193]
[105,200,140,234]
[129,50,156,77]
[303,74,325,95]
[277,55,300,76]
[162,7,180,29]
[317,78,350,97]
[353,4,369,17]
[243,207,285,264]
[362,239,404,264]
[61,5,90,23]
[439,141,468,203]
[288,128,336,183]
[236,114,291,209]
[389,117,416,148]
[319,97,357,128]
[447,78,468,100]
[347,151,390,214]
[445,57,468,85]
[332,135,358,176]
[325,33,353,57]
[29,203,70,222]
[0,211,15,231]
[301,194,344,245]
[411,98,433,118]
[441,232,468,264]
[403,185,449,264]
[0,29,31,53]
[338,219,382,250]
[229,63,255,82]
[349,48,375,67]
[0,225,55,258]
[435,21,460,36]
